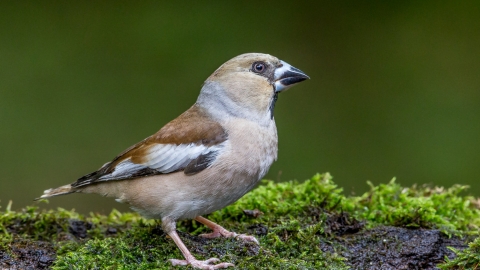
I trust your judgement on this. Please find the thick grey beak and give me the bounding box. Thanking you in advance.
[274,60,309,92]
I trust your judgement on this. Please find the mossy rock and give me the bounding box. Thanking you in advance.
[1,173,479,269]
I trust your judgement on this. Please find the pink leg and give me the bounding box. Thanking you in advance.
[163,217,234,269]
[195,216,259,244]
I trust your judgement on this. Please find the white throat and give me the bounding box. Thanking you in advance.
[197,81,274,127]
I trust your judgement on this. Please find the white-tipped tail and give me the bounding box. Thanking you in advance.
[35,184,75,200]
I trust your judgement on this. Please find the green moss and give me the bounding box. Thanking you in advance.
[1,173,479,269]
[438,236,480,269]
[344,178,480,235]
[211,173,346,220]
[54,223,347,270]
[1,205,72,240]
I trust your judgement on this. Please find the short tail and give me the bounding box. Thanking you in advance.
[34,184,75,201]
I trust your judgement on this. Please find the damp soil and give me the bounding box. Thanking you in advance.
[0,239,55,270]
[0,218,119,270]
[320,212,468,270]
[341,226,466,270]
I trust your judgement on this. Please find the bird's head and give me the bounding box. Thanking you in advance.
[198,53,309,122]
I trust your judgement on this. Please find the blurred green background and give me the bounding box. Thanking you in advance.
[1,1,479,214]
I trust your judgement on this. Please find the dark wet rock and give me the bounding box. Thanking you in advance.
[247,223,268,236]
[68,219,92,239]
[0,240,56,270]
[337,226,466,270]
[106,227,118,235]
[243,209,264,218]
[0,214,471,269]
[325,212,365,236]
[38,254,54,267]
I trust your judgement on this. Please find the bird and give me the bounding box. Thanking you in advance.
[37,53,309,269]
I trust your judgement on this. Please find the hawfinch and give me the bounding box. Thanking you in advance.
[38,53,309,269]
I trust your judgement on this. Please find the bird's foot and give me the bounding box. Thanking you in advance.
[169,257,234,269]
[234,233,259,244]
[200,228,259,244]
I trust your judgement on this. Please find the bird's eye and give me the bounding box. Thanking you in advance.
[252,62,266,73]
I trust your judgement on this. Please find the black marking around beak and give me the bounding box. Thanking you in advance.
[274,65,309,93]
[270,61,309,119]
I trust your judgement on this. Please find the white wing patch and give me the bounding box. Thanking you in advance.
[108,161,145,178]
[99,143,224,180]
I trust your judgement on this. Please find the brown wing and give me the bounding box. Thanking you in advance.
[72,105,228,187]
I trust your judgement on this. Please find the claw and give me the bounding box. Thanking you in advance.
[169,258,188,266]
[235,234,259,245]
[200,231,259,244]
[168,258,234,269]
[204,258,221,264]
